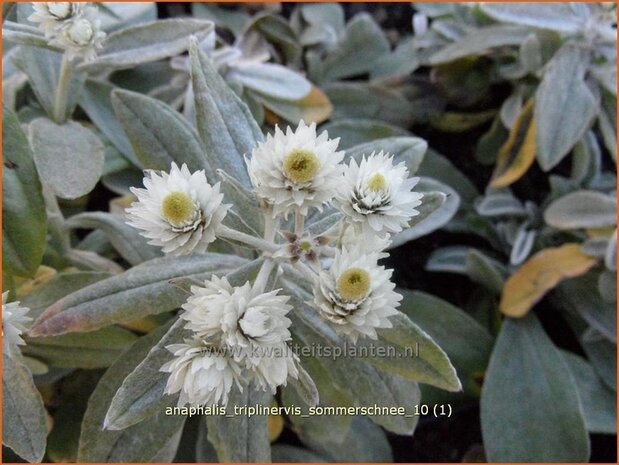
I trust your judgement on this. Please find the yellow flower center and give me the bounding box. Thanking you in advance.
[337,267,371,301]
[367,173,388,192]
[283,149,320,183]
[161,191,195,225]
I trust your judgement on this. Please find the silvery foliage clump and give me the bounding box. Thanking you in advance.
[2,3,465,463]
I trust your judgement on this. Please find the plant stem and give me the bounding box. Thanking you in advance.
[253,258,275,294]
[53,53,72,123]
[294,208,304,237]
[218,225,279,254]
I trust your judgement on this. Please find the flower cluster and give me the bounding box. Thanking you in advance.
[29,2,105,61]
[2,292,32,358]
[161,276,299,407]
[126,120,425,406]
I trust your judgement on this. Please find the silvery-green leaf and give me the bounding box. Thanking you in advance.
[561,351,616,434]
[519,32,543,73]
[104,319,185,430]
[535,44,599,171]
[481,314,590,462]
[24,326,137,369]
[271,445,326,462]
[66,212,161,266]
[390,177,458,247]
[400,290,493,399]
[370,37,421,79]
[418,148,479,203]
[571,131,601,185]
[465,249,506,295]
[189,37,262,189]
[598,93,617,161]
[499,91,523,129]
[581,328,616,391]
[2,21,60,51]
[555,275,616,343]
[79,79,140,167]
[598,271,617,304]
[429,26,532,64]
[2,105,46,277]
[510,227,536,266]
[29,118,105,200]
[228,63,311,100]
[78,323,186,462]
[307,416,392,462]
[77,19,214,73]
[111,89,210,173]
[13,46,85,121]
[306,209,341,237]
[321,118,410,149]
[289,364,319,408]
[206,384,272,462]
[345,136,428,175]
[605,229,616,271]
[29,254,246,337]
[98,2,158,32]
[2,354,47,463]
[298,3,344,47]
[480,3,588,34]
[475,192,527,217]
[426,246,469,274]
[544,190,617,229]
[192,3,250,37]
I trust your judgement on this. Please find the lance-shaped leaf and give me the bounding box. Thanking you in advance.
[24,326,138,369]
[78,323,186,462]
[29,118,105,199]
[104,318,185,430]
[2,354,47,463]
[500,244,597,317]
[229,63,312,100]
[29,253,246,337]
[490,99,536,188]
[111,88,211,174]
[253,85,332,124]
[2,21,59,51]
[66,212,161,266]
[206,384,272,462]
[429,26,532,65]
[481,314,590,462]
[544,190,617,230]
[321,118,410,149]
[480,3,588,34]
[2,105,46,277]
[77,19,214,73]
[535,44,599,171]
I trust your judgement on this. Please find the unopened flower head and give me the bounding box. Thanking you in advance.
[29,2,85,37]
[312,244,401,342]
[181,276,293,349]
[247,120,345,218]
[49,5,106,62]
[335,151,423,238]
[161,338,244,407]
[2,291,32,357]
[126,163,229,256]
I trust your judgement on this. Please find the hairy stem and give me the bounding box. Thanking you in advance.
[218,225,279,254]
[53,53,72,123]
[253,258,275,294]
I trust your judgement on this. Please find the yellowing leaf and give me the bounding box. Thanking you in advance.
[15,265,57,298]
[262,85,333,125]
[267,399,284,442]
[500,243,597,317]
[490,99,536,188]
[586,226,616,238]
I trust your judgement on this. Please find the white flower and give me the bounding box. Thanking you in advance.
[312,244,401,342]
[28,2,85,37]
[161,338,244,407]
[48,5,105,62]
[126,163,229,256]
[2,291,32,357]
[247,120,345,218]
[178,276,299,395]
[335,151,424,239]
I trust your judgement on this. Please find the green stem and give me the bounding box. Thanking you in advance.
[53,53,72,123]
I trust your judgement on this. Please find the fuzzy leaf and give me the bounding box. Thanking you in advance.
[229,63,311,100]
[481,314,590,461]
[500,244,597,317]
[2,105,46,277]
[29,254,246,337]
[77,19,214,73]
[29,118,105,199]
[535,44,599,170]
[254,85,332,124]
[2,354,47,463]
[345,136,428,175]
[544,190,617,229]
[480,3,588,34]
[78,324,186,462]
